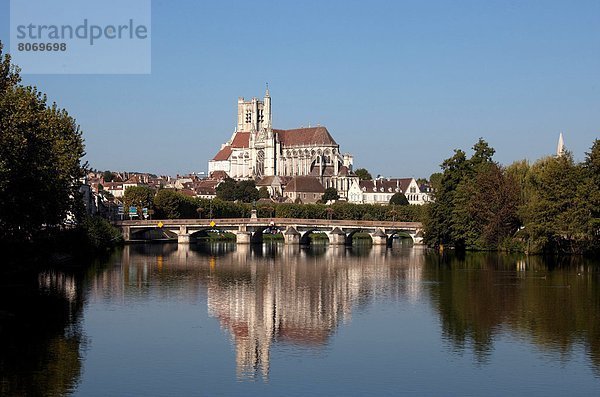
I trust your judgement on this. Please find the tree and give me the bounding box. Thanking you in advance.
[581,140,600,252]
[320,187,340,203]
[0,42,86,241]
[429,173,443,192]
[355,168,372,180]
[153,189,183,219]
[521,153,589,253]
[424,139,497,249]
[424,149,470,247]
[235,180,260,203]
[463,163,520,248]
[123,186,154,216]
[215,178,237,201]
[102,170,115,182]
[471,138,496,168]
[389,192,409,205]
[216,179,259,203]
[258,186,270,199]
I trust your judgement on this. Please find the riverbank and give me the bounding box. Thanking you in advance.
[1,217,122,274]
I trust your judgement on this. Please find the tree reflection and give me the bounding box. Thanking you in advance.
[0,267,86,396]
[427,252,600,372]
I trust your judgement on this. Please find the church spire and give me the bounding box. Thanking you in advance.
[264,84,272,133]
[557,132,565,157]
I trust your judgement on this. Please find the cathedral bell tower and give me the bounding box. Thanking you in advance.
[240,86,276,179]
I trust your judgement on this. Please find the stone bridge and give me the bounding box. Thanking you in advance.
[114,218,423,246]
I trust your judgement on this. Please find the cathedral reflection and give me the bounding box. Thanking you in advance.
[204,243,424,380]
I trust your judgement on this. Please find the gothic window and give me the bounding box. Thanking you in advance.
[259,110,264,123]
[256,150,265,178]
[245,111,252,123]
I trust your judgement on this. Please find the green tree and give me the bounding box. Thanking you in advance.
[389,192,409,205]
[102,170,115,182]
[123,186,154,216]
[235,180,260,203]
[521,152,589,253]
[424,149,470,247]
[153,189,184,219]
[354,168,372,180]
[470,138,496,168]
[467,163,520,248]
[581,140,600,252]
[505,159,531,207]
[0,42,85,241]
[429,172,443,193]
[424,139,498,249]
[320,187,340,203]
[258,186,270,199]
[216,178,237,201]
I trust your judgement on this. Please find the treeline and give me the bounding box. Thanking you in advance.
[125,188,423,222]
[424,138,600,255]
[0,43,121,257]
[0,43,85,242]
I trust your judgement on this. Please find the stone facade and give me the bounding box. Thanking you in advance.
[209,89,358,199]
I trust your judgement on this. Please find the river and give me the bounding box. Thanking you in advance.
[1,242,599,396]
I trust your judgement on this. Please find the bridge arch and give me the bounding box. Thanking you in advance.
[386,229,417,245]
[344,229,364,245]
[129,227,177,242]
[300,229,330,245]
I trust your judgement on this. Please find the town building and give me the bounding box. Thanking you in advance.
[282,176,326,204]
[347,177,431,205]
[208,88,358,199]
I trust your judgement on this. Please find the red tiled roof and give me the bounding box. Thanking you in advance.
[284,176,325,193]
[231,131,250,148]
[179,189,196,197]
[274,126,337,147]
[256,175,290,187]
[124,175,142,184]
[209,170,230,180]
[193,179,219,195]
[212,146,232,161]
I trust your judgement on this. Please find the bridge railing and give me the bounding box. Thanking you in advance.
[114,218,422,229]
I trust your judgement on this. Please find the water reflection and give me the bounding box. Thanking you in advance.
[426,252,600,373]
[83,244,600,381]
[0,267,86,396]
[3,244,600,394]
[86,242,425,380]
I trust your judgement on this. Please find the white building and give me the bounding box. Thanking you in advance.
[348,178,431,205]
[209,88,358,199]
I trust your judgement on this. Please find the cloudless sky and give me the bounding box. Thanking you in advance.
[1,0,599,178]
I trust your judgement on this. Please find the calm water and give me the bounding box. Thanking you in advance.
[2,242,600,396]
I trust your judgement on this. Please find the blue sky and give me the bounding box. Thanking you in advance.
[1,0,598,178]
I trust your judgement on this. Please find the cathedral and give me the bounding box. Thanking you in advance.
[208,88,358,198]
